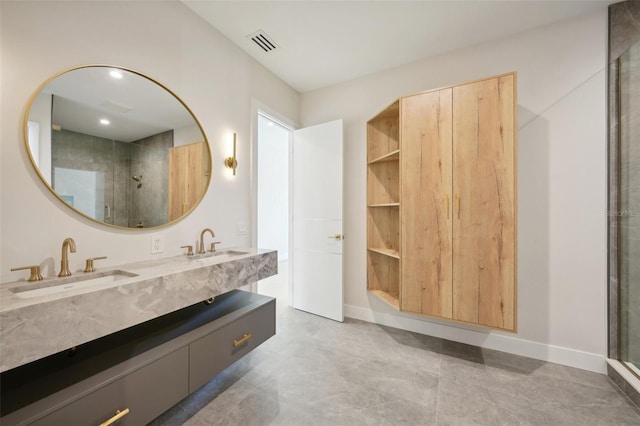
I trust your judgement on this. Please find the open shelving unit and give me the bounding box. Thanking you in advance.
[366,100,400,309]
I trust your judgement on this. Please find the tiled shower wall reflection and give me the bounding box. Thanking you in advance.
[52,129,172,228]
[52,129,124,222]
[128,130,171,228]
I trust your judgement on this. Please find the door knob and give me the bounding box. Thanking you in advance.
[328,234,343,241]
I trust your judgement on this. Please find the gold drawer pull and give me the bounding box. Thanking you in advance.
[233,333,252,347]
[100,408,130,426]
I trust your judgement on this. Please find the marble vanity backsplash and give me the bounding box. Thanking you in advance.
[0,249,277,372]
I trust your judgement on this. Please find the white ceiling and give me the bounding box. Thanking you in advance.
[183,0,612,93]
[43,66,199,142]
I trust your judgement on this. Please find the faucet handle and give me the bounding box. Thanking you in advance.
[84,256,107,273]
[208,242,221,253]
[11,265,43,282]
[181,245,194,256]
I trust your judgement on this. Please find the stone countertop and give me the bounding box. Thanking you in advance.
[0,248,277,372]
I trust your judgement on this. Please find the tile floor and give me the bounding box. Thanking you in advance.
[150,297,640,426]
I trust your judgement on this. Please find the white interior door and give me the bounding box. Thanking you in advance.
[292,119,343,322]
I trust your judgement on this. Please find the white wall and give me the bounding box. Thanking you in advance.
[173,124,205,148]
[0,1,299,282]
[301,9,609,372]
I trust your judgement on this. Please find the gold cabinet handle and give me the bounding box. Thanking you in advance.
[233,333,252,347]
[446,196,450,219]
[457,197,461,219]
[10,265,43,282]
[328,234,342,241]
[100,408,130,426]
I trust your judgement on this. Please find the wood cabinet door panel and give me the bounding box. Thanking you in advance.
[400,89,453,317]
[168,142,208,221]
[452,75,516,330]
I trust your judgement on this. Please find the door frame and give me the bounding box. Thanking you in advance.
[250,99,297,300]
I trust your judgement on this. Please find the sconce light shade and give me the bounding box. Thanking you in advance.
[225,133,238,176]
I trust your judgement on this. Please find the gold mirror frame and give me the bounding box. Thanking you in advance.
[23,64,212,230]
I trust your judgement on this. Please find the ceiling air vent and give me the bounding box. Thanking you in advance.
[247,30,278,53]
[102,100,134,114]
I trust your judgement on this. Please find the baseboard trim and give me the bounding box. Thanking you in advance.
[344,303,607,374]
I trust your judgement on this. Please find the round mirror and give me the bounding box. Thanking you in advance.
[24,65,211,229]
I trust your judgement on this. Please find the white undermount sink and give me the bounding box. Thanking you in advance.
[11,270,138,299]
[188,250,249,262]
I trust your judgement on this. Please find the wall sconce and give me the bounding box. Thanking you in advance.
[224,133,238,176]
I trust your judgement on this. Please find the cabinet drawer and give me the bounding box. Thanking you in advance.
[189,299,275,392]
[30,347,188,426]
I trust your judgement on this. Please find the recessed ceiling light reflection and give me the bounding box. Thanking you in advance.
[99,118,110,125]
[109,70,123,79]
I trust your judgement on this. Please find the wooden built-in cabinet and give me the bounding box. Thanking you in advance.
[168,141,209,221]
[367,72,517,332]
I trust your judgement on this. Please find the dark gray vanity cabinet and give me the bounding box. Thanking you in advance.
[189,301,275,393]
[30,348,190,426]
[0,290,275,425]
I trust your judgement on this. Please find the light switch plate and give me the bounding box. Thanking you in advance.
[237,223,248,236]
[151,234,164,254]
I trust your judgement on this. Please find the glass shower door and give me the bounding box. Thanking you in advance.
[618,40,640,377]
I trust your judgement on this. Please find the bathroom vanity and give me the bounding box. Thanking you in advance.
[0,249,277,425]
[0,63,281,424]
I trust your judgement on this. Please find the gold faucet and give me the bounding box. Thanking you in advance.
[198,228,215,254]
[58,237,77,277]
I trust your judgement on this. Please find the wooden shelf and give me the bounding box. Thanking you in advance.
[368,247,400,259]
[367,100,400,312]
[368,203,399,207]
[368,289,399,310]
[368,150,399,165]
